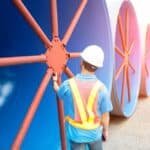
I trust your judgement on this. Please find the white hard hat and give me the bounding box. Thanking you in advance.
[81,45,104,67]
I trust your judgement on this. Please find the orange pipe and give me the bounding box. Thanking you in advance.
[50,0,59,38]
[0,54,46,67]
[62,0,87,45]
[13,0,52,48]
[12,68,53,150]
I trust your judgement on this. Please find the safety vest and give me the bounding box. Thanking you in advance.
[65,78,103,130]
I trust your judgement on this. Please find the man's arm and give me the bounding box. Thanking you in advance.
[101,112,110,141]
[53,74,59,92]
[99,85,113,141]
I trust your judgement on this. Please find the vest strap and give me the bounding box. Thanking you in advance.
[69,78,87,123]
[87,81,103,123]
[65,116,100,130]
[67,78,103,130]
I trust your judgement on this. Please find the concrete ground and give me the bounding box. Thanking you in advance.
[103,97,150,150]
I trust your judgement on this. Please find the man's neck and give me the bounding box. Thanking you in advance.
[81,69,95,75]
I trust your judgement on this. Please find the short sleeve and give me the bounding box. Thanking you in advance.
[57,80,70,100]
[98,86,113,114]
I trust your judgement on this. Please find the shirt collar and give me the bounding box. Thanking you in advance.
[76,73,97,80]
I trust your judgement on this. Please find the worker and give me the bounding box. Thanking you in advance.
[53,45,113,150]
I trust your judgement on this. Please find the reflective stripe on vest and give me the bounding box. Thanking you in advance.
[65,78,103,130]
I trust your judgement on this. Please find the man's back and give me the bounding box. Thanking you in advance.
[57,73,112,143]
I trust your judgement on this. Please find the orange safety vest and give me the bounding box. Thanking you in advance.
[65,78,104,130]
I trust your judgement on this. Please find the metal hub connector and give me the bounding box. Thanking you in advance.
[46,38,68,74]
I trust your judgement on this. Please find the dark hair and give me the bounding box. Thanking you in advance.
[82,61,97,72]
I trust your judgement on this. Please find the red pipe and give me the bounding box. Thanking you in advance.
[115,47,125,58]
[125,8,129,48]
[128,41,134,55]
[118,15,126,51]
[59,67,74,149]
[126,67,131,102]
[57,99,66,150]
[128,62,135,73]
[121,67,127,108]
[69,52,81,58]
[0,55,46,67]
[115,62,125,80]
[10,1,89,149]
[12,68,53,150]
[50,0,59,38]
[56,76,67,150]
[62,0,87,45]
[145,63,149,77]
[64,66,74,78]
[13,0,52,48]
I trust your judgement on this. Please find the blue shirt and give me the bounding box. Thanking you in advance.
[58,73,113,143]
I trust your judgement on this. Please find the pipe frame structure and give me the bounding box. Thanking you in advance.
[0,0,88,149]
[115,8,136,109]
